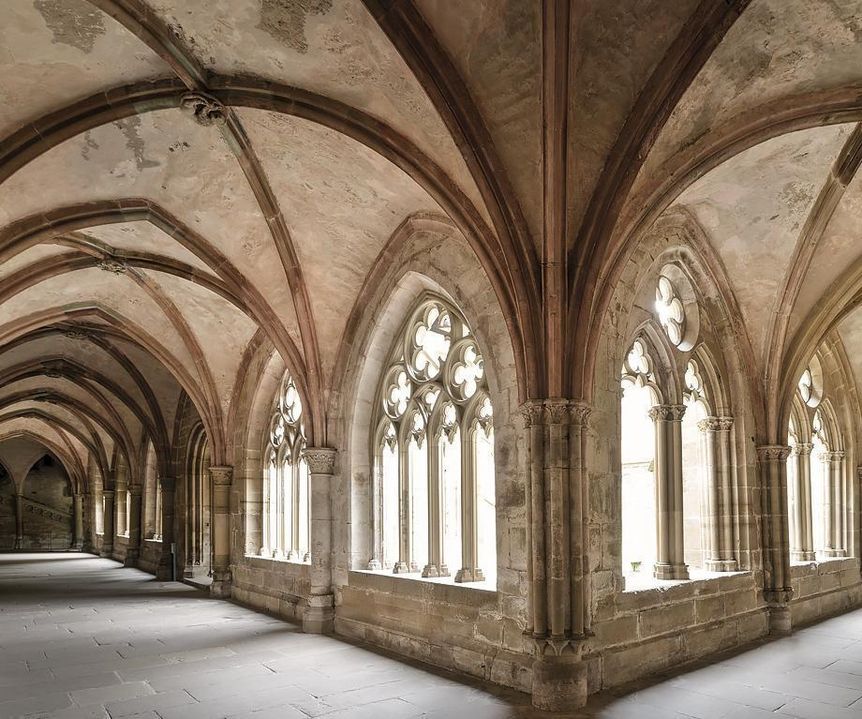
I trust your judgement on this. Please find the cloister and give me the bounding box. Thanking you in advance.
[1,0,862,716]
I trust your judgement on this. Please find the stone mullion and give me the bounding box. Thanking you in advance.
[14,491,24,550]
[209,466,232,597]
[302,448,337,634]
[757,445,793,633]
[125,487,142,567]
[394,440,412,573]
[72,493,84,550]
[455,429,481,582]
[366,447,383,570]
[100,489,115,558]
[650,405,689,580]
[260,468,271,557]
[699,417,737,571]
[822,451,846,557]
[288,462,301,560]
[190,465,199,564]
[423,434,443,577]
[156,478,176,581]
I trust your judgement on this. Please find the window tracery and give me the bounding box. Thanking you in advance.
[655,275,686,347]
[261,372,309,562]
[370,296,495,584]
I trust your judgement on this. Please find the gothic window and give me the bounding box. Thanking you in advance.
[369,296,495,584]
[261,373,309,562]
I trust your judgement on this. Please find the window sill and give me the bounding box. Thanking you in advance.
[245,554,310,567]
[351,568,497,594]
[622,568,751,594]
[143,538,163,544]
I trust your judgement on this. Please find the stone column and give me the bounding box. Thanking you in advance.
[821,451,846,558]
[209,466,233,597]
[394,439,414,573]
[116,480,128,537]
[302,448,337,634]
[649,405,689,580]
[72,493,84,550]
[423,434,444,577]
[156,478,176,581]
[698,417,737,571]
[81,492,94,553]
[791,443,815,561]
[124,486,142,567]
[100,490,115,557]
[13,492,24,549]
[521,399,591,712]
[455,426,483,583]
[757,445,793,634]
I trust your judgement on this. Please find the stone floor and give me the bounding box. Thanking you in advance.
[3,554,862,719]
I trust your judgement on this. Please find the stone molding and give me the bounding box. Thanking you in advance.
[819,450,845,462]
[302,447,337,475]
[180,92,227,126]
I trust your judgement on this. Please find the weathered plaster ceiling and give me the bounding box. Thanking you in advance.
[0,0,170,137]
[675,124,853,364]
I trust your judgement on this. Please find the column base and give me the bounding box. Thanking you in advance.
[99,545,114,559]
[704,559,738,572]
[392,561,412,574]
[209,569,232,599]
[653,562,689,580]
[183,565,196,579]
[421,564,449,578]
[123,550,139,568]
[791,550,816,562]
[455,567,485,583]
[72,540,84,551]
[366,559,382,570]
[531,651,587,711]
[302,594,334,634]
[768,605,792,636]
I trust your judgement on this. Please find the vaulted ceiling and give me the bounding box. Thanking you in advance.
[0,0,860,484]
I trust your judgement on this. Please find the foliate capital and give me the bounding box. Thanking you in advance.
[794,442,813,457]
[208,466,233,486]
[302,448,337,475]
[180,92,227,126]
[756,445,792,462]
[648,404,686,422]
[697,415,733,432]
[519,400,544,428]
[542,399,570,425]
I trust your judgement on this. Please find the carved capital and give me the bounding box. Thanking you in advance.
[820,450,845,463]
[519,400,545,428]
[180,92,227,126]
[648,404,686,422]
[569,401,592,428]
[542,399,570,425]
[98,257,127,274]
[756,445,792,462]
[698,415,733,432]
[208,466,233,486]
[302,448,337,475]
[794,442,813,457]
